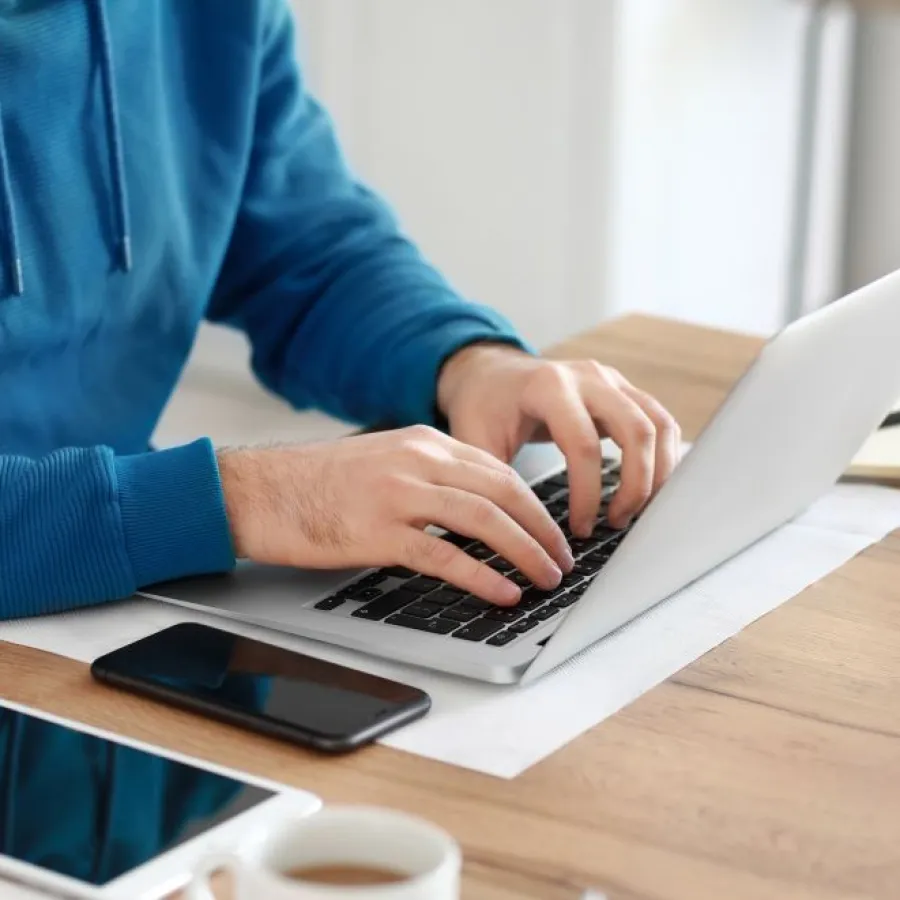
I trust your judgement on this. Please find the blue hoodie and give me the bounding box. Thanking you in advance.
[0,0,525,618]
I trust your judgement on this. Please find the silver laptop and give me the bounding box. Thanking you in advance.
[142,270,900,684]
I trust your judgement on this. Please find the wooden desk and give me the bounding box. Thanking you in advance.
[3,315,900,900]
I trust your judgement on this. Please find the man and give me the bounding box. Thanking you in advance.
[0,0,679,620]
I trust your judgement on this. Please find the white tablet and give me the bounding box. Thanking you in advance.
[0,698,320,899]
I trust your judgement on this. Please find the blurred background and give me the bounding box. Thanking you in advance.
[156,0,900,447]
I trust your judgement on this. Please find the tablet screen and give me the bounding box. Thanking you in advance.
[0,704,274,887]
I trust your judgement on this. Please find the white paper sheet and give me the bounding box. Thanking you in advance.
[2,483,898,779]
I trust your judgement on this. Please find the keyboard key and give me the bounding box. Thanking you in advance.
[468,544,494,560]
[314,595,345,611]
[519,586,563,606]
[485,607,525,623]
[591,524,621,542]
[352,588,418,620]
[382,566,416,579]
[403,602,443,618]
[427,587,466,607]
[487,630,518,647]
[439,606,481,623]
[551,593,580,608]
[453,619,504,642]
[572,563,597,578]
[533,482,561,501]
[569,581,591,598]
[546,499,568,518]
[545,474,568,489]
[487,557,514,573]
[509,571,532,588]
[518,597,547,612]
[560,572,584,589]
[385,614,457,635]
[458,597,492,612]
[355,572,388,589]
[510,617,541,634]
[569,538,598,556]
[441,531,474,549]
[530,606,560,622]
[405,576,442,594]
[584,549,612,567]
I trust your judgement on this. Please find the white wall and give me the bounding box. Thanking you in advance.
[843,14,900,292]
[608,0,853,332]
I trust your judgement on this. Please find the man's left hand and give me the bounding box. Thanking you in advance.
[437,344,681,536]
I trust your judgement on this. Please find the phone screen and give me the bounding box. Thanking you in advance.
[0,702,273,887]
[93,623,430,748]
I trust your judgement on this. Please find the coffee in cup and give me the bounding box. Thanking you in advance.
[284,864,408,885]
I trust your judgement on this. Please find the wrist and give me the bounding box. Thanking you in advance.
[437,342,526,418]
[216,447,254,559]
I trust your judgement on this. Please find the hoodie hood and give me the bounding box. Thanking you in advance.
[0,0,131,298]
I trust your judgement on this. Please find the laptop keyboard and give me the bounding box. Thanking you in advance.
[312,459,629,647]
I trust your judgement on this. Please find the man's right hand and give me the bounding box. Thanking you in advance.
[216,426,574,606]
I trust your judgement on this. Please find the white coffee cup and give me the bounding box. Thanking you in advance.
[186,805,461,900]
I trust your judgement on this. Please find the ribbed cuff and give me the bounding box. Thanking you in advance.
[396,310,536,426]
[114,439,236,587]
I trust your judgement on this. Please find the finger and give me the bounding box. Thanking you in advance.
[581,382,656,528]
[397,428,570,568]
[397,529,523,606]
[419,485,564,590]
[618,382,681,493]
[526,373,607,537]
[429,458,572,571]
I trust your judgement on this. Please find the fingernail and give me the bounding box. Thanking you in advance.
[498,580,521,604]
[560,548,575,572]
[546,562,563,586]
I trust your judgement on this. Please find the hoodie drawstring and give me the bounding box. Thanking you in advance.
[90,0,133,274]
[0,104,24,297]
[0,0,133,298]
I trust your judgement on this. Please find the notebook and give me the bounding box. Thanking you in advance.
[846,396,900,484]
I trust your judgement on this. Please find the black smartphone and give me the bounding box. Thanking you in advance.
[90,622,431,753]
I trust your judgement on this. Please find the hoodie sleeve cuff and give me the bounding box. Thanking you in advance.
[394,308,537,427]
[114,439,236,588]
